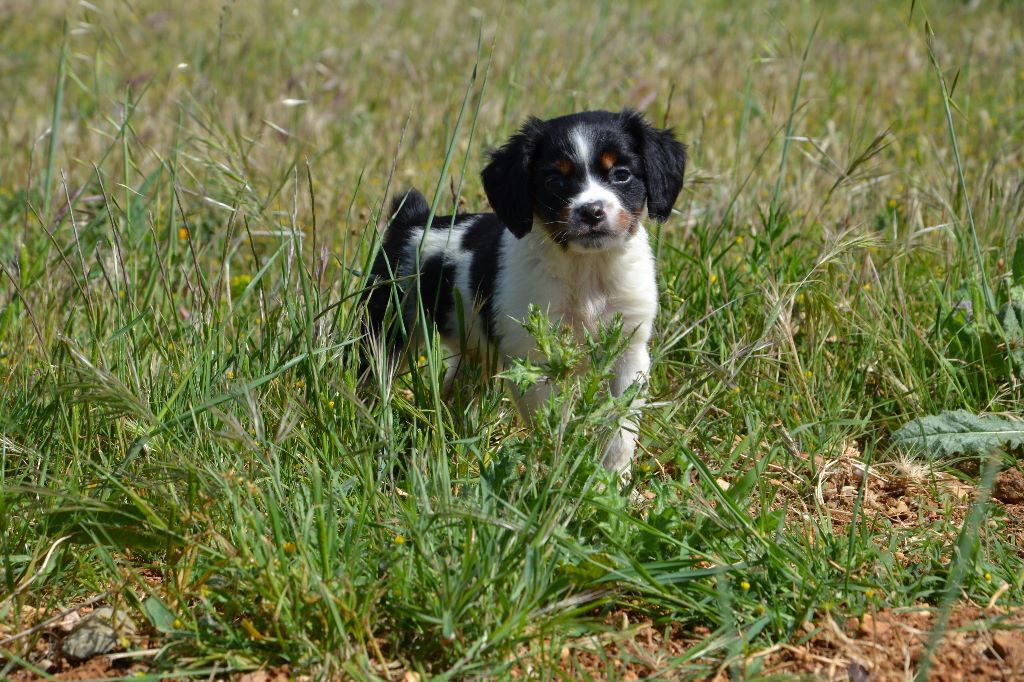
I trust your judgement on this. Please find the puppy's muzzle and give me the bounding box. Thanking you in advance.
[574,200,607,227]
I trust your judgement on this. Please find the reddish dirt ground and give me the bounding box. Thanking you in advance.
[520,607,1024,681]
[4,605,1024,680]
[760,607,1024,681]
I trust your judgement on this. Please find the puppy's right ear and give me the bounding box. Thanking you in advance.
[621,109,687,223]
[482,117,544,238]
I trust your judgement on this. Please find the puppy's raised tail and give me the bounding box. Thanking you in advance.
[388,188,430,233]
[358,188,429,383]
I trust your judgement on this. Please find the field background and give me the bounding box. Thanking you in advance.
[2,0,1024,679]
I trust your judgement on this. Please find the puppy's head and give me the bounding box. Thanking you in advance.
[482,109,686,252]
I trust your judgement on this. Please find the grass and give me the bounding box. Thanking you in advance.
[1,0,1023,678]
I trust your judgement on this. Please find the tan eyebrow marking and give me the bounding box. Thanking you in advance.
[600,151,618,171]
[555,158,573,176]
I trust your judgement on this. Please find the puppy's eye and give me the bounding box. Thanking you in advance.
[610,167,632,183]
[545,175,569,191]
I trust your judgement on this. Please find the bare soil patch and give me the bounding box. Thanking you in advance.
[760,607,1024,681]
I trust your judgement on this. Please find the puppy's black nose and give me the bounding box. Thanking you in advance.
[575,201,606,226]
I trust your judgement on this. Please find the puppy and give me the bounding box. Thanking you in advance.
[362,109,686,474]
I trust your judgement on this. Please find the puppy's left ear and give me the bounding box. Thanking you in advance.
[622,109,687,222]
[482,116,545,238]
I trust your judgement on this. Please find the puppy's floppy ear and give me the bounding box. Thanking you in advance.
[482,116,545,238]
[622,109,687,222]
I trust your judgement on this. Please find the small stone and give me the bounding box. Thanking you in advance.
[60,607,136,662]
[947,481,972,500]
[894,500,910,515]
[847,661,870,682]
[992,631,1023,664]
[857,613,890,638]
[55,610,81,634]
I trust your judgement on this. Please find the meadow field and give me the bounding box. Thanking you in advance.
[2,0,1024,679]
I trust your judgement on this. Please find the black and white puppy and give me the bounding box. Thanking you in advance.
[363,109,686,473]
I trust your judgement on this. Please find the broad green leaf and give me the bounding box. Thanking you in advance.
[893,410,1024,458]
[1012,235,1024,285]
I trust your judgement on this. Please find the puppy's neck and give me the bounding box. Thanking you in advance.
[529,218,644,252]
[515,221,649,282]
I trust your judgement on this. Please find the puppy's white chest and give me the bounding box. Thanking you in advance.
[494,229,657,359]
[560,272,610,334]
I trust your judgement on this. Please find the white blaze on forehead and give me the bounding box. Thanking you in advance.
[569,126,622,213]
[570,127,593,166]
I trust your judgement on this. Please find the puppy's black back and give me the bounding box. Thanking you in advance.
[361,189,503,374]
[361,191,425,366]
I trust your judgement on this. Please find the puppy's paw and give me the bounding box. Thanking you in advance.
[601,425,637,474]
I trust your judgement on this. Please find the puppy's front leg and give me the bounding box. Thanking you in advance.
[602,343,651,474]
